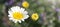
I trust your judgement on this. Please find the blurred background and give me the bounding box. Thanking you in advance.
[0,0,60,27]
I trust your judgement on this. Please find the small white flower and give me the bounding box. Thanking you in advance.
[8,6,29,23]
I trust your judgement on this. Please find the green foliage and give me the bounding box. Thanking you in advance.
[0,0,60,27]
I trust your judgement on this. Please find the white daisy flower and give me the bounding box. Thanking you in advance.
[8,6,29,23]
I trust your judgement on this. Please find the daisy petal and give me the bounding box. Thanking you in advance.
[8,15,12,18]
[20,8,25,12]
[24,11,28,14]
[22,19,24,21]
[19,20,21,23]
[9,18,13,20]
[14,20,18,23]
[8,11,12,15]
[24,15,29,19]
[11,6,20,12]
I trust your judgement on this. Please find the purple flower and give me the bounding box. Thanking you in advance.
[21,0,25,2]
[55,8,60,12]
[17,2,21,6]
[41,13,44,17]
[40,13,45,22]
[5,0,14,6]
[58,16,60,22]
[17,0,25,6]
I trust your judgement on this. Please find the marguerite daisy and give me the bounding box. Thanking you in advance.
[8,6,29,23]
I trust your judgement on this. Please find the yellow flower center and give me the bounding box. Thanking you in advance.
[12,12,24,20]
[31,13,39,21]
[22,1,29,8]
